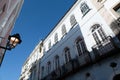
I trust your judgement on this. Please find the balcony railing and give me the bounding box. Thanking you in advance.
[40,59,77,80]
[60,60,74,78]
[77,51,91,67]
[51,67,61,80]
[40,51,92,80]
[92,36,119,61]
[60,54,91,78]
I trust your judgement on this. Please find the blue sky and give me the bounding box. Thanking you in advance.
[0,0,76,80]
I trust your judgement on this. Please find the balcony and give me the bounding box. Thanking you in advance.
[77,51,91,67]
[51,68,61,80]
[40,59,78,80]
[60,60,73,78]
[59,53,91,79]
[92,36,119,61]
[40,52,92,80]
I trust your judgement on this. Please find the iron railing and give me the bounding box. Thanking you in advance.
[92,36,118,61]
[40,51,92,80]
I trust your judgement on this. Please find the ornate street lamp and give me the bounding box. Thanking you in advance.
[0,33,22,50]
[0,33,22,66]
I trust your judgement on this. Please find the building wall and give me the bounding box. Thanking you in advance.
[0,0,24,66]
[64,54,120,80]
[39,0,120,80]
[20,41,43,80]
[20,0,120,80]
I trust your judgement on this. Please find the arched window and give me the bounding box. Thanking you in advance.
[54,33,58,43]
[61,25,66,36]
[48,40,51,49]
[0,4,6,15]
[39,42,43,53]
[70,15,77,27]
[47,61,51,74]
[55,55,60,69]
[91,24,107,45]
[64,47,71,63]
[75,38,87,56]
[39,46,42,53]
[41,66,44,78]
[80,2,90,16]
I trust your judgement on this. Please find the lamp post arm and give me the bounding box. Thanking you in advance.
[0,46,11,50]
[0,33,22,67]
[0,37,11,50]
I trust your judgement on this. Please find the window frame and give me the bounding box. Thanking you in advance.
[80,2,90,17]
[61,24,67,36]
[91,24,107,45]
[75,38,87,56]
[48,40,51,50]
[54,33,58,43]
[55,55,60,69]
[47,61,51,74]
[0,4,6,15]
[70,15,77,27]
[64,47,71,63]
[41,66,44,78]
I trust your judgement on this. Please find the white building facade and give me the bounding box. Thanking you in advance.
[19,41,44,80]
[0,0,24,66]
[20,0,120,80]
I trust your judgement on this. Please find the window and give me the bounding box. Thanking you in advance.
[97,0,103,2]
[91,24,107,45]
[41,66,44,78]
[43,47,46,53]
[39,46,42,53]
[48,40,51,49]
[47,61,51,74]
[30,67,36,80]
[76,38,87,56]
[39,42,43,53]
[114,3,120,15]
[55,55,60,69]
[33,68,36,80]
[64,47,71,63]
[0,4,6,15]
[70,15,77,27]
[29,72,33,80]
[61,25,66,36]
[80,2,90,16]
[54,33,58,43]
